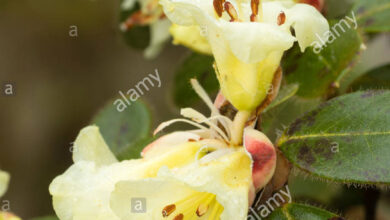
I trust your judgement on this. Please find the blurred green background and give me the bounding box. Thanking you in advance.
[0,0,189,218]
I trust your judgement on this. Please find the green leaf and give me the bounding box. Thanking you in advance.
[261,96,321,142]
[283,20,362,98]
[173,53,219,107]
[325,0,354,19]
[265,203,340,220]
[289,174,342,204]
[264,83,299,113]
[354,0,390,33]
[30,216,59,220]
[278,90,390,185]
[349,64,390,91]
[92,99,153,160]
[119,3,150,49]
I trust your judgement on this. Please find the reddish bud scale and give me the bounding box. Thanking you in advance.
[244,128,277,190]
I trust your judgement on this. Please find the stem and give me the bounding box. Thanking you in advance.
[231,110,251,146]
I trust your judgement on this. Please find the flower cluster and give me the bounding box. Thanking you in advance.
[49,0,329,219]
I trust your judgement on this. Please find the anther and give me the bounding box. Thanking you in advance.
[196,204,209,217]
[251,0,259,16]
[277,11,286,25]
[250,14,257,22]
[213,0,225,17]
[162,204,176,217]
[250,0,260,22]
[224,2,238,22]
[173,213,184,220]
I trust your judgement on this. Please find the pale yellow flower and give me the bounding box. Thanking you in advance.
[49,80,278,220]
[160,0,329,110]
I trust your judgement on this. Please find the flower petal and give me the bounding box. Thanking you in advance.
[0,170,10,198]
[170,24,212,54]
[141,131,201,159]
[121,0,137,10]
[144,19,172,59]
[110,148,252,220]
[110,178,198,219]
[286,3,329,51]
[220,21,296,63]
[72,126,118,166]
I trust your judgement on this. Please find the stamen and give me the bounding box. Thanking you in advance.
[196,204,209,216]
[173,213,183,220]
[277,11,286,25]
[162,192,223,219]
[162,204,176,217]
[181,108,230,141]
[153,118,210,135]
[224,2,239,22]
[213,0,225,17]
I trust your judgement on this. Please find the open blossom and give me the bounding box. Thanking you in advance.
[160,0,329,111]
[121,0,171,58]
[49,81,277,220]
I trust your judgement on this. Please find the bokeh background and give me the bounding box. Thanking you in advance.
[0,0,189,218]
[0,0,389,219]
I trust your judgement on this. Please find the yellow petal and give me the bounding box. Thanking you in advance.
[0,170,10,198]
[170,24,212,55]
[72,126,118,166]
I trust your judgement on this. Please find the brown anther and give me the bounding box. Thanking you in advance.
[277,11,286,25]
[162,204,176,217]
[188,139,197,142]
[213,0,224,17]
[250,14,257,22]
[196,204,209,217]
[159,13,167,19]
[173,213,184,220]
[224,2,238,22]
[251,0,260,16]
